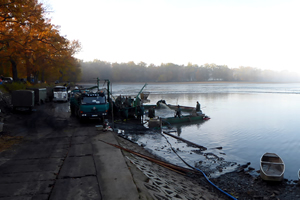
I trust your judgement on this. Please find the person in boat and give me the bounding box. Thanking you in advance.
[175,105,182,118]
[196,101,201,111]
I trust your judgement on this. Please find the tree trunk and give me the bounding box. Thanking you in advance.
[33,71,39,84]
[10,58,18,81]
[41,69,45,83]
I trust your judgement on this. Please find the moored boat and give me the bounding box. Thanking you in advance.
[161,114,210,125]
[156,100,196,112]
[166,104,196,112]
[260,152,285,182]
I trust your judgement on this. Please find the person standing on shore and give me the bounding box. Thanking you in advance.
[148,106,155,118]
[137,105,144,124]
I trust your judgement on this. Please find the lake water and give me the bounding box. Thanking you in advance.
[102,82,300,180]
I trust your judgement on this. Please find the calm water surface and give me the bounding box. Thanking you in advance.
[108,82,300,180]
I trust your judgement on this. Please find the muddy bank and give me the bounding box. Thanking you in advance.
[114,119,300,200]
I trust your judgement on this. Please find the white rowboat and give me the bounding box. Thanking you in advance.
[260,152,285,182]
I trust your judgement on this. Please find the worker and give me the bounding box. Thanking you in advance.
[175,105,181,118]
[137,105,144,124]
[196,101,201,111]
[148,106,155,118]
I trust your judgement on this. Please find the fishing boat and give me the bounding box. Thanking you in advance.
[161,114,210,125]
[156,100,196,112]
[260,152,285,182]
[166,104,196,112]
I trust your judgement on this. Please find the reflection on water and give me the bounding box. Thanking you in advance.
[106,82,300,180]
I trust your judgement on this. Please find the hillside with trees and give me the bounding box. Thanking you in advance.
[80,60,299,83]
[0,0,81,83]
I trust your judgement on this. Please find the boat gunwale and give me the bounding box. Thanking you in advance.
[260,152,285,179]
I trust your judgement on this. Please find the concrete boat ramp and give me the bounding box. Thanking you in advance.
[0,127,139,200]
[0,102,222,200]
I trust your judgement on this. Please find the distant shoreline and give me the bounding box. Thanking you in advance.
[78,81,300,85]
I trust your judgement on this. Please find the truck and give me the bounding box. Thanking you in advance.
[70,79,111,122]
[71,90,110,122]
[53,86,69,102]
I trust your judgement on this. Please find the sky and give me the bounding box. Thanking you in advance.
[41,0,300,74]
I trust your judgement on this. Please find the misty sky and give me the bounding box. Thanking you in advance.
[42,0,300,74]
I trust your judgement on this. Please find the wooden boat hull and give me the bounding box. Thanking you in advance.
[146,103,196,113]
[143,104,157,110]
[166,104,195,112]
[260,152,285,182]
[161,115,205,125]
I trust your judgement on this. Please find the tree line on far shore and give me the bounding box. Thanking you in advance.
[80,60,299,83]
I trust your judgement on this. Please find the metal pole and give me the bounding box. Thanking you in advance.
[111,82,114,128]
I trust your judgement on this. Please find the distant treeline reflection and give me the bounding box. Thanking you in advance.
[80,60,299,82]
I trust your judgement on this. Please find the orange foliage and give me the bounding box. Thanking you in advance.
[0,0,81,83]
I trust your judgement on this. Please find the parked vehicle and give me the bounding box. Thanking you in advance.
[53,86,69,102]
[71,90,110,122]
[70,87,88,114]
[260,152,285,182]
[19,78,27,83]
[2,77,13,83]
[26,88,47,105]
[12,90,35,111]
[70,79,111,122]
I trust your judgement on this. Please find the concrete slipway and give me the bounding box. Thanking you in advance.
[0,102,221,200]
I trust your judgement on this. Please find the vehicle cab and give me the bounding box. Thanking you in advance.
[76,91,110,121]
[53,86,69,102]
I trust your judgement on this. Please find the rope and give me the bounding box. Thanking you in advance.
[159,132,238,200]
[98,139,192,175]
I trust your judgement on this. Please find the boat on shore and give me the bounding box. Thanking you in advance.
[260,152,285,182]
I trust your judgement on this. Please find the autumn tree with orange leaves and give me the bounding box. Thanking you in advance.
[0,0,81,83]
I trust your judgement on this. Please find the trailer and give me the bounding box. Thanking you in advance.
[12,90,35,111]
[26,87,47,105]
